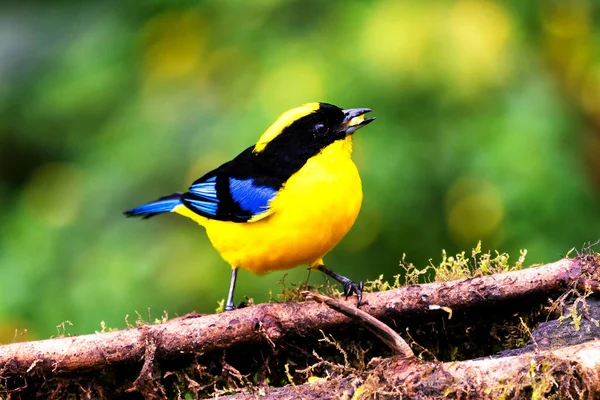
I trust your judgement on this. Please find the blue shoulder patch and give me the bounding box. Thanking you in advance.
[229,177,277,216]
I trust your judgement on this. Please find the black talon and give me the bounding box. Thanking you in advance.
[317,264,364,307]
[343,280,363,305]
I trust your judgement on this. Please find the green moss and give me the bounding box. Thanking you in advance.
[53,320,73,338]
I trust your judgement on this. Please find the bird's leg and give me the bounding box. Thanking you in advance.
[316,264,364,306]
[225,268,238,312]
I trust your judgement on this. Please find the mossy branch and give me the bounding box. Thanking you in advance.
[0,255,599,398]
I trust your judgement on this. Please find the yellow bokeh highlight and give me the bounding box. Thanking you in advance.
[541,0,590,38]
[446,178,503,245]
[360,0,513,97]
[445,0,512,94]
[541,1,593,112]
[258,60,325,116]
[361,1,445,79]
[141,11,207,84]
[23,163,82,227]
[581,68,600,115]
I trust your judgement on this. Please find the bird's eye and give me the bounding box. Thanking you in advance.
[314,123,327,135]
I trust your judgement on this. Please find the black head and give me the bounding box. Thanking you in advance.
[244,102,374,181]
[253,102,374,159]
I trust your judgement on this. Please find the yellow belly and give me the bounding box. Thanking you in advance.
[174,138,362,275]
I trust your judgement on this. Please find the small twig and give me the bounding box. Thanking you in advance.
[584,239,600,254]
[305,292,415,360]
[26,360,41,374]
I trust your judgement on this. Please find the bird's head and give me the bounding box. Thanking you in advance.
[253,102,375,155]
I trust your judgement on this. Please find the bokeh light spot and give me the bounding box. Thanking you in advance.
[142,11,207,84]
[360,0,513,96]
[360,1,442,79]
[258,61,324,115]
[446,178,504,245]
[444,0,512,96]
[541,0,590,38]
[581,68,600,115]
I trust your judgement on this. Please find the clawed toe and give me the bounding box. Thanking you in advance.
[343,280,364,306]
[316,264,364,307]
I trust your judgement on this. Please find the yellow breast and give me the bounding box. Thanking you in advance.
[176,137,362,275]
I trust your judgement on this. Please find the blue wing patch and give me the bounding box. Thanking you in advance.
[189,176,218,201]
[183,175,277,221]
[229,177,277,216]
[186,176,219,217]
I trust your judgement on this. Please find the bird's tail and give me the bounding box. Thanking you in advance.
[124,192,183,219]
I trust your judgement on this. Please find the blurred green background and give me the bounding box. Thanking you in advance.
[1,0,599,342]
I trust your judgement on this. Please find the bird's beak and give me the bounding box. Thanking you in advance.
[339,108,375,135]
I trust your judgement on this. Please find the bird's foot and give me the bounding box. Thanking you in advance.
[342,279,364,307]
[316,264,364,307]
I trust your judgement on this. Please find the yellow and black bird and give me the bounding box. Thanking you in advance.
[125,102,375,311]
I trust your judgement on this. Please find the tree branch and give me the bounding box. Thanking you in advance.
[1,257,597,375]
[0,255,598,396]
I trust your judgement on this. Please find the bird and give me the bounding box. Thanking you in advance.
[124,102,375,311]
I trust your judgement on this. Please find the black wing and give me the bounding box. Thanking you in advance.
[181,146,283,222]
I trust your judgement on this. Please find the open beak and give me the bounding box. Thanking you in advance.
[339,108,375,135]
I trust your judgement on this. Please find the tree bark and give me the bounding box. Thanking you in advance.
[0,255,598,398]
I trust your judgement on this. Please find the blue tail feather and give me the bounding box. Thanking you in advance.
[124,193,182,219]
